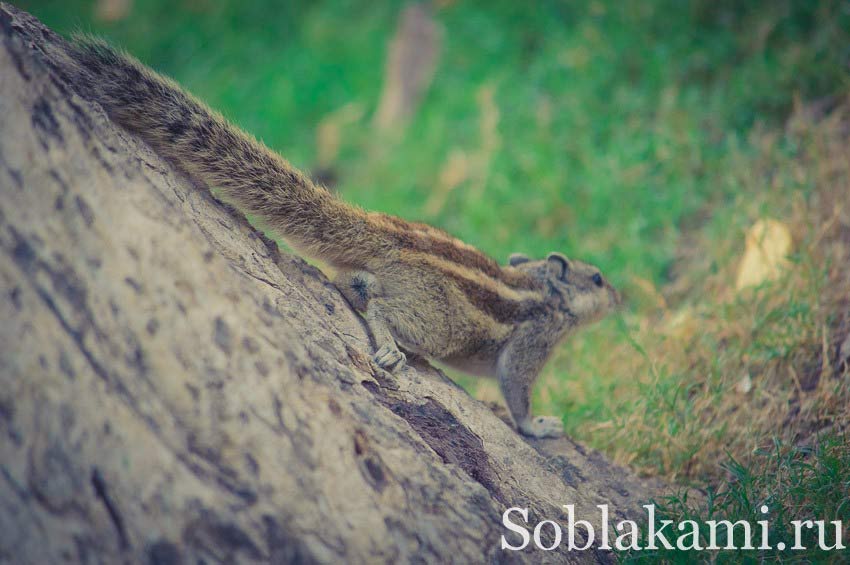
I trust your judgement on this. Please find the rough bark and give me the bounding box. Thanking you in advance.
[0,5,662,563]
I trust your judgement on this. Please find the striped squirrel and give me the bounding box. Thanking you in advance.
[64,37,620,439]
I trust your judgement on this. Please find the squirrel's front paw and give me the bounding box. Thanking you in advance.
[518,416,564,439]
[373,342,406,373]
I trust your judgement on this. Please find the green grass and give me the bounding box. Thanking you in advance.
[626,434,850,563]
[20,0,850,559]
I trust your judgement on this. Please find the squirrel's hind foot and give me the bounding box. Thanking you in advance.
[374,342,407,373]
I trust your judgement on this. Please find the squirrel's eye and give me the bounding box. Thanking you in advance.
[592,273,603,287]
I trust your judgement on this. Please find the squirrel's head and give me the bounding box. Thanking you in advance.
[508,252,621,327]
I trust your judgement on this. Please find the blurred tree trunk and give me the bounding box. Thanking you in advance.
[374,3,441,131]
[0,5,661,563]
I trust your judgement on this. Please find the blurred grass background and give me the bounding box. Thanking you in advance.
[20,0,850,558]
[22,1,848,280]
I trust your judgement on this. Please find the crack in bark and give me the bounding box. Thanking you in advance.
[90,467,130,551]
[364,382,507,505]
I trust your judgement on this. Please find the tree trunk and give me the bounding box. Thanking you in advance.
[0,5,662,563]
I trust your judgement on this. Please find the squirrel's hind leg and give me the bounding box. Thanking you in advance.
[334,270,406,373]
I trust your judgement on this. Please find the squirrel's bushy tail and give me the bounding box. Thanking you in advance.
[66,35,390,268]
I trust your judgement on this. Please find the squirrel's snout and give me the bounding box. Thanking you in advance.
[609,285,624,308]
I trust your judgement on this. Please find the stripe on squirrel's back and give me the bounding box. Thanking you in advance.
[374,213,537,289]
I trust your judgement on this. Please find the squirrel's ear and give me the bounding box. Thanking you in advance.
[546,252,569,278]
[508,253,530,266]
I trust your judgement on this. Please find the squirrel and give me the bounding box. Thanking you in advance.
[64,36,621,439]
